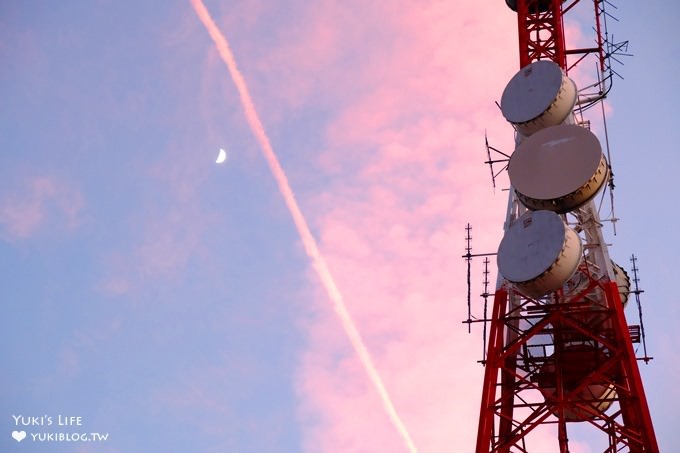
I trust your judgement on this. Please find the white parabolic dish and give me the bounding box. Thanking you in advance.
[509,124,608,212]
[497,210,582,296]
[500,60,576,134]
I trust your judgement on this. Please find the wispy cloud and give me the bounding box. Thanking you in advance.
[257,1,518,450]
[95,141,219,295]
[0,176,84,241]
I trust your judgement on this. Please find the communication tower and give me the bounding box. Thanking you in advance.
[469,1,658,451]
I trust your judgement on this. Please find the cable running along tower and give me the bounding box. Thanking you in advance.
[470,1,658,452]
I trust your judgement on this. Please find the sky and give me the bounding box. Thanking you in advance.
[1,1,678,452]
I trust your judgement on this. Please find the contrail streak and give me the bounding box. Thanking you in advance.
[189,1,418,452]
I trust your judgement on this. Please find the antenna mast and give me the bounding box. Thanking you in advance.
[472,1,658,451]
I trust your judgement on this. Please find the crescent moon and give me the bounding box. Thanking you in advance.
[216,148,227,164]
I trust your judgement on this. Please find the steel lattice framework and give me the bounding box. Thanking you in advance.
[515,0,566,69]
[474,1,659,452]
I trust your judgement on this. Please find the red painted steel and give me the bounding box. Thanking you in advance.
[476,275,659,451]
[516,0,566,69]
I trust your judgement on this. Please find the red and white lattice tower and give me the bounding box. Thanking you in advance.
[474,1,659,452]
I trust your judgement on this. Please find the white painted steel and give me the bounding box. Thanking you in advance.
[497,210,582,298]
[613,261,631,307]
[501,60,577,136]
[564,261,628,306]
[509,124,609,213]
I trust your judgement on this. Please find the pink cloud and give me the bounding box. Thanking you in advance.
[0,176,84,240]
[96,276,133,296]
[257,1,521,451]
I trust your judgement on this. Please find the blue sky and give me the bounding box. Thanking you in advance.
[1,1,678,452]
